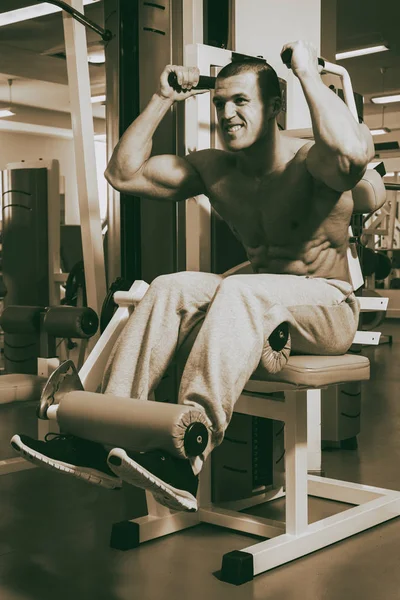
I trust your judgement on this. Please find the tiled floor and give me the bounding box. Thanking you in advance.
[1,322,400,599]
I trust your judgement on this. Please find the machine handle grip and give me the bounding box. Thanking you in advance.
[167,72,216,91]
[281,48,325,69]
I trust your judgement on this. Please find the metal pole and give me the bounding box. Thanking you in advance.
[62,0,107,340]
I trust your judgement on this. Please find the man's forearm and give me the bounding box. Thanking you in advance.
[105,93,173,185]
[298,72,370,163]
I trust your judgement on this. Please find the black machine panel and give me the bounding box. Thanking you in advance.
[112,0,185,285]
[2,168,49,373]
[2,168,49,307]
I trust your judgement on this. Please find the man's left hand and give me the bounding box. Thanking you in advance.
[281,41,320,79]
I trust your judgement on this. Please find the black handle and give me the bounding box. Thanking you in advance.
[281,48,325,69]
[167,72,216,91]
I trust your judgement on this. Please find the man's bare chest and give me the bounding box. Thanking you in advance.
[207,170,323,246]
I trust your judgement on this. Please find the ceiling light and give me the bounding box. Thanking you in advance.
[371,94,400,105]
[88,52,105,65]
[384,172,395,177]
[336,45,389,60]
[370,127,391,135]
[0,0,100,27]
[1,79,16,119]
[91,95,106,103]
[0,109,15,118]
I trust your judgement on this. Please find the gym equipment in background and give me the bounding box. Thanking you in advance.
[360,161,400,318]
[0,159,101,475]
[0,303,99,476]
[2,160,60,374]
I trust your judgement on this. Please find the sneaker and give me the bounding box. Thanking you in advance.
[107,448,198,512]
[10,433,122,490]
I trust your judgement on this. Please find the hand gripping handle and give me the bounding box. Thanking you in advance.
[167,71,216,91]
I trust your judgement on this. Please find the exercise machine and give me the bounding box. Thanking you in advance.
[9,35,398,583]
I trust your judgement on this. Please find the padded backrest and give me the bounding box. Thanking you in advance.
[352,169,386,215]
[348,169,386,290]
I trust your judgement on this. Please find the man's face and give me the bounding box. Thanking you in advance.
[213,71,273,151]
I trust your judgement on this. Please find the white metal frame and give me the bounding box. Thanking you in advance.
[215,388,400,580]
[62,0,107,327]
[41,279,400,582]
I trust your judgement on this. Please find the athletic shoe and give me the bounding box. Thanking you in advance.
[107,448,198,512]
[10,433,122,490]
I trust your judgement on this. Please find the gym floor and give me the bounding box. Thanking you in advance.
[1,321,400,600]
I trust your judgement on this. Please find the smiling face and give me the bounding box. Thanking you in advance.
[213,71,277,151]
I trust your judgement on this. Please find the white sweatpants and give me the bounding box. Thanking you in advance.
[102,272,360,471]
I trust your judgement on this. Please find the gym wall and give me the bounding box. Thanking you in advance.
[0,130,78,224]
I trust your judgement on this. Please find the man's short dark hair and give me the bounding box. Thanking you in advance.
[216,59,282,104]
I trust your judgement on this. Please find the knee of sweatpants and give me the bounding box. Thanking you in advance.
[151,271,221,298]
[218,274,248,292]
[150,271,192,292]
[216,275,253,302]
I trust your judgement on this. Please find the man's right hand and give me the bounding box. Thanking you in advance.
[158,65,207,102]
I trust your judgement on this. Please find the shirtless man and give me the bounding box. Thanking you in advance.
[11,41,374,512]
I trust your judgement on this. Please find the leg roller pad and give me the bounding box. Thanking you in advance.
[269,322,289,352]
[58,391,210,459]
[110,520,140,551]
[220,550,254,585]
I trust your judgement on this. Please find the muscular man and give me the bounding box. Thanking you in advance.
[11,41,373,512]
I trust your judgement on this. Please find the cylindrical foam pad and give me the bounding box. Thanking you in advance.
[261,335,291,373]
[57,391,210,459]
[262,324,291,374]
[0,374,46,404]
[43,306,98,339]
[0,306,43,334]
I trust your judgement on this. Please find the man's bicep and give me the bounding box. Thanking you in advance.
[305,142,346,191]
[116,154,206,201]
[305,125,372,192]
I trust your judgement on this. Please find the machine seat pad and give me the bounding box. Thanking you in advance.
[247,353,370,391]
[0,374,47,405]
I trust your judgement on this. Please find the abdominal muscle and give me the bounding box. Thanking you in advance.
[245,238,350,282]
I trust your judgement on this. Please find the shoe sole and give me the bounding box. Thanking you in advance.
[10,435,122,490]
[107,448,198,512]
